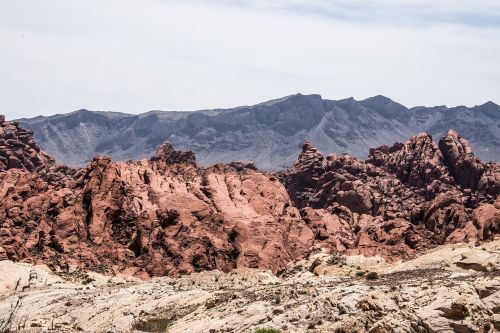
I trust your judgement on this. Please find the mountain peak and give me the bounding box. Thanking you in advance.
[478,101,499,109]
[291,93,322,99]
[72,109,92,114]
[473,101,500,118]
[259,93,322,107]
[362,95,405,106]
[361,95,408,113]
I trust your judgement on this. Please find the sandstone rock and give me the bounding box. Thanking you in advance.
[369,133,453,195]
[439,130,500,197]
[474,278,500,299]
[472,203,500,240]
[0,247,7,261]
[439,130,484,190]
[283,138,499,260]
[1,241,499,333]
[0,115,73,180]
[151,142,196,166]
[455,251,499,272]
[0,120,498,278]
[483,292,500,315]
[280,141,325,207]
[418,290,488,333]
[424,191,469,238]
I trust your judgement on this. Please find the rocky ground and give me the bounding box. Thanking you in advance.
[0,239,499,333]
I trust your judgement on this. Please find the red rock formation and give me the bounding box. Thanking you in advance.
[283,142,426,221]
[368,133,453,198]
[0,117,54,173]
[151,142,196,166]
[0,115,498,278]
[0,116,74,182]
[0,120,315,277]
[439,130,499,197]
[0,156,313,277]
[284,134,499,249]
[281,141,325,207]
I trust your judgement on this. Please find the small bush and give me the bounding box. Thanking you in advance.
[366,272,378,280]
[254,328,283,333]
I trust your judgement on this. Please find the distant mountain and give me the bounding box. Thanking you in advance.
[16,94,500,169]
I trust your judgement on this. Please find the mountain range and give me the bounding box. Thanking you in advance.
[16,94,500,169]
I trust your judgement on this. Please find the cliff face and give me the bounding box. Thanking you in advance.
[16,94,500,170]
[0,116,498,278]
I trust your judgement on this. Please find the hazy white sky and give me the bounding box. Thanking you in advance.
[1,0,500,119]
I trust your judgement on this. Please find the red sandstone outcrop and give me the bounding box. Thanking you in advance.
[283,133,499,247]
[151,142,196,166]
[283,141,426,221]
[439,130,499,197]
[0,116,74,182]
[367,133,453,198]
[0,117,54,173]
[0,115,498,278]
[0,156,316,277]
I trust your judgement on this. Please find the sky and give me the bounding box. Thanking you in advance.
[1,0,500,119]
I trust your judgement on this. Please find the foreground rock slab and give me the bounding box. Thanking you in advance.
[1,240,499,333]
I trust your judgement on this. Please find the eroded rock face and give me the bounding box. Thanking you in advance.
[283,133,499,251]
[0,117,74,183]
[151,142,196,166]
[0,119,318,277]
[439,130,484,190]
[0,115,499,278]
[0,118,53,173]
[0,158,314,277]
[439,129,499,197]
[368,133,453,198]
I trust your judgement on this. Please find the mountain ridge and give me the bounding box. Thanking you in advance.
[14,94,500,121]
[15,94,500,169]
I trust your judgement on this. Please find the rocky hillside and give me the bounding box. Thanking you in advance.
[1,241,499,332]
[16,94,500,169]
[0,115,498,279]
